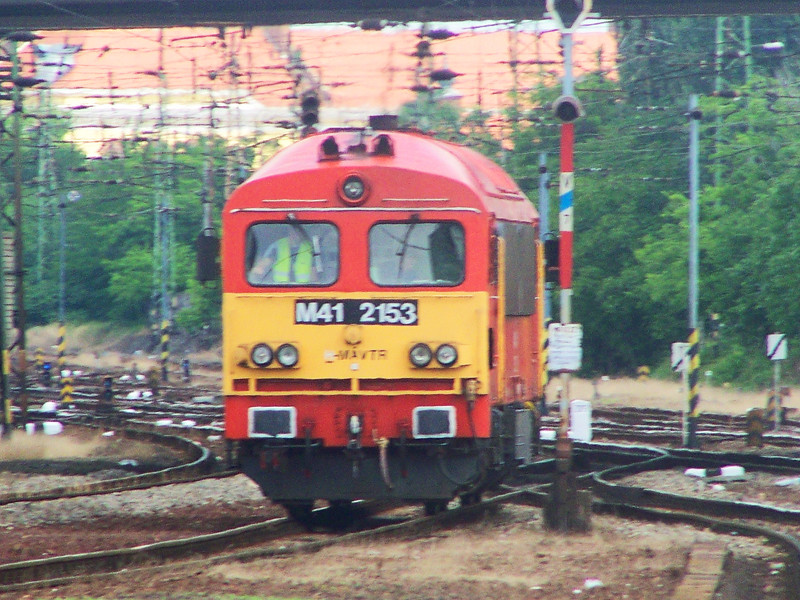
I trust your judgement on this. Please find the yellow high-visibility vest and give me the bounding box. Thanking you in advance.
[273,237,312,282]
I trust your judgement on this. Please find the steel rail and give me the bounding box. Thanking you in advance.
[0,425,221,505]
[0,496,499,591]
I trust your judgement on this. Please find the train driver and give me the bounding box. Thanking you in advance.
[249,226,314,284]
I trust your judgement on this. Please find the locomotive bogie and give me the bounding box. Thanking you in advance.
[238,440,494,502]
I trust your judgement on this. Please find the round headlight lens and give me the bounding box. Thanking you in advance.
[409,343,433,368]
[276,343,300,368]
[435,344,458,367]
[342,176,365,201]
[251,343,273,367]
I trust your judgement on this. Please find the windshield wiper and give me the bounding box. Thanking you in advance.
[396,223,417,278]
[288,219,323,273]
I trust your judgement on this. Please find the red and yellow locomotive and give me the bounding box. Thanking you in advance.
[221,116,546,517]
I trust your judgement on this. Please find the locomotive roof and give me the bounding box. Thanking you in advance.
[228,127,537,222]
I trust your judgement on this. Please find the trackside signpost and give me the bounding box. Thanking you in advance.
[766,333,787,428]
[671,341,691,445]
[543,0,593,534]
[548,322,583,373]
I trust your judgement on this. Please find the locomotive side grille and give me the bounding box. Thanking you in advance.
[255,378,351,392]
[359,378,455,392]
[232,378,457,393]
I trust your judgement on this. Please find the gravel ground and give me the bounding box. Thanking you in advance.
[0,468,794,600]
[621,468,800,511]
[0,503,790,600]
[1,381,799,599]
[0,474,266,529]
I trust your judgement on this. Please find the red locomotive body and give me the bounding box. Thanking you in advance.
[221,118,545,517]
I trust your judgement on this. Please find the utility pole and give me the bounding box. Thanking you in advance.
[35,89,55,284]
[151,29,172,383]
[58,190,79,405]
[686,95,701,449]
[539,152,552,322]
[539,152,551,412]
[10,39,29,426]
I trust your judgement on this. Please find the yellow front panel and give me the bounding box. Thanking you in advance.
[223,292,489,395]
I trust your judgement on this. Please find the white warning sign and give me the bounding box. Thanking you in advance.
[766,333,787,361]
[671,342,690,372]
[548,322,583,372]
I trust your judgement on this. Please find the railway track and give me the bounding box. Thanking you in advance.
[0,425,223,506]
[4,395,800,596]
[540,404,800,447]
[2,432,799,596]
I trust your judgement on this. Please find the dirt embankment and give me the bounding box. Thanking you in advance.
[563,376,775,416]
[25,322,222,375]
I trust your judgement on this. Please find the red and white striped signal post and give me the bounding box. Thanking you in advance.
[543,0,593,533]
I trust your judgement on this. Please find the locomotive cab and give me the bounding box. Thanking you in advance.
[221,122,545,517]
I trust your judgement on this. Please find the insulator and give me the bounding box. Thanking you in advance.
[12,76,44,88]
[412,41,432,58]
[425,29,457,40]
[3,31,41,42]
[357,19,387,31]
[429,68,460,82]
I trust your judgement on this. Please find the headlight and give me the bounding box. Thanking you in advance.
[342,175,365,201]
[435,344,458,367]
[409,343,432,368]
[251,343,273,367]
[276,343,299,368]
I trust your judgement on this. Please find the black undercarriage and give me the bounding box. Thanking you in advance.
[236,405,539,518]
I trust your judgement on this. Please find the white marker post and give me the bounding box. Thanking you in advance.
[766,333,787,428]
[671,342,691,445]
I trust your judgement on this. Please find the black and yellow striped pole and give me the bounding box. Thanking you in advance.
[536,236,550,415]
[57,323,65,374]
[58,372,73,405]
[686,95,701,449]
[57,321,72,405]
[2,349,9,430]
[57,191,81,405]
[686,328,700,448]
[161,318,169,382]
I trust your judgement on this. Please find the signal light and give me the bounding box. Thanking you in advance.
[299,90,320,127]
[543,235,560,284]
[552,95,583,123]
[196,230,220,282]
